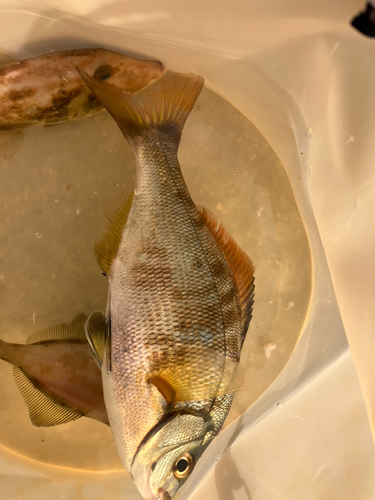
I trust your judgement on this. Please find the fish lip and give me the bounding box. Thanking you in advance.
[156,489,171,500]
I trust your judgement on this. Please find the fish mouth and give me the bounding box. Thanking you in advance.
[156,489,171,500]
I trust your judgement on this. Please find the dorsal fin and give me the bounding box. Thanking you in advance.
[12,367,83,427]
[197,205,255,346]
[94,184,134,276]
[85,310,107,369]
[26,314,87,345]
[0,129,27,159]
[0,51,20,68]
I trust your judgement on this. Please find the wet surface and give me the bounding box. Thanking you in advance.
[0,86,311,470]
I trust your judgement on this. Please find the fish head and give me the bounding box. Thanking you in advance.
[77,49,166,95]
[131,411,213,500]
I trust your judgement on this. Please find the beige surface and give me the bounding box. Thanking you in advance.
[0,352,373,500]
[0,0,374,499]
[189,351,375,500]
[0,85,310,469]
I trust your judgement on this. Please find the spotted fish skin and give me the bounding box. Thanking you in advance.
[80,70,254,500]
[0,48,165,129]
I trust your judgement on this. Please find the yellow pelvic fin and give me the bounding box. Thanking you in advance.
[0,52,20,68]
[94,184,134,276]
[77,69,204,145]
[12,367,82,427]
[26,314,87,345]
[148,376,176,405]
[148,347,247,403]
[197,205,255,346]
[84,310,107,369]
[0,129,27,159]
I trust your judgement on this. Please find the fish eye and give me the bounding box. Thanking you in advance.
[173,452,195,479]
[94,65,115,80]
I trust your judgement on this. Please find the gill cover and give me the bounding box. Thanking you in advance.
[131,412,211,500]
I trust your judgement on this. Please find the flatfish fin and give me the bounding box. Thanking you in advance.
[94,184,134,276]
[85,310,107,369]
[76,68,204,146]
[12,366,83,427]
[26,313,87,345]
[0,128,27,159]
[0,51,20,67]
[196,205,255,347]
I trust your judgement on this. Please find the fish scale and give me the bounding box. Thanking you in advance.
[80,69,254,500]
[108,132,232,467]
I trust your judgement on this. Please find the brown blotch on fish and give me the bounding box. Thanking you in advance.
[8,88,36,101]
[0,47,165,158]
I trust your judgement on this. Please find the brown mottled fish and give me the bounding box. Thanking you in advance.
[79,70,254,500]
[0,314,108,426]
[0,48,165,158]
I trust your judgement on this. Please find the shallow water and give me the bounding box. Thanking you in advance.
[0,86,311,471]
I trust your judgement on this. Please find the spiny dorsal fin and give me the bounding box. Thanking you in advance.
[94,184,134,276]
[0,51,20,68]
[0,129,27,159]
[26,314,87,345]
[77,69,204,146]
[12,367,82,427]
[85,310,107,369]
[197,205,255,346]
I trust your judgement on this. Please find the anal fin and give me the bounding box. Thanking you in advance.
[13,367,82,427]
[0,129,27,159]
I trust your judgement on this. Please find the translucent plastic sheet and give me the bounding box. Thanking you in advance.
[0,0,374,499]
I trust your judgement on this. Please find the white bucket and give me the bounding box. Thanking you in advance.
[0,1,374,499]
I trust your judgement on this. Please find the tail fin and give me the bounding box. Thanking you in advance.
[77,69,204,146]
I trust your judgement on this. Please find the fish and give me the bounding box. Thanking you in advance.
[79,70,255,500]
[0,314,108,426]
[0,48,165,158]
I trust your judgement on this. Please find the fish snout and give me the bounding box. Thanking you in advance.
[156,489,171,500]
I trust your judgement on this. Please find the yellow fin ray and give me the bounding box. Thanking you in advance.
[148,347,246,403]
[0,51,20,68]
[94,184,134,276]
[26,314,87,345]
[77,69,204,145]
[0,129,27,159]
[12,367,82,427]
[84,310,107,369]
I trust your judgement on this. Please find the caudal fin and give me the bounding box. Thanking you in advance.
[77,69,204,147]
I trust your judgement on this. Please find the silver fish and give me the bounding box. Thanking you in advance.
[0,314,108,426]
[0,48,165,158]
[80,70,254,500]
